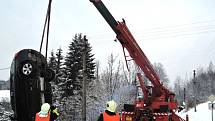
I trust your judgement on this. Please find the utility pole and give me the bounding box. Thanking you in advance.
[193,69,197,112]
[212,103,214,121]
[183,88,186,103]
[82,36,87,121]
[183,87,186,111]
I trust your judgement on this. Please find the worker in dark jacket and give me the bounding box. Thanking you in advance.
[97,100,121,121]
[50,105,59,121]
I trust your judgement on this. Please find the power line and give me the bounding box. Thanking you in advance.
[0,67,10,70]
[87,20,215,42]
[137,19,215,32]
[137,24,215,36]
[89,27,215,42]
[140,29,215,40]
[206,38,215,58]
[88,19,215,39]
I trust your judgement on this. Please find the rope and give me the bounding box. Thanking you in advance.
[39,0,53,60]
[39,11,48,53]
[45,0,52,59]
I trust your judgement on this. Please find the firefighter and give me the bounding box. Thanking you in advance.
[35,103,59,121]
[97,100,121,121]
[50,105,59,121]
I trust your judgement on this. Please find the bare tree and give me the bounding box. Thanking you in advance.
[106,54,117,99]
[153,62,170,87]
[95,60,100,82]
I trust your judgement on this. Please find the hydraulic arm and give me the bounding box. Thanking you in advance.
[90,0,188,121]
[90,0,172,99]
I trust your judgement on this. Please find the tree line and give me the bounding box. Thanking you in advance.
[48,33,172,120]
[173,62,215,109]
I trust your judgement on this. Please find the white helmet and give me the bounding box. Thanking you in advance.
[40,103,50,114]
[106,100,117,113]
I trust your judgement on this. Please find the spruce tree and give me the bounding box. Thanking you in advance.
[47,48,65,111]
[63,33,96,97]
[53,47,64,104]
[60,34,95,121]
[55,47,64,84]
[48,50,57,70]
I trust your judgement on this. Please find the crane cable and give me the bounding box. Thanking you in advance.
[39,0,53,60]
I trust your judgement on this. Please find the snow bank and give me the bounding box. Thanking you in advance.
[178,101,213,121]
[0,90,10,102]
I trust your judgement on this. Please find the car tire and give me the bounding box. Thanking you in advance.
[44,68,55,82]
[19,60,36,78]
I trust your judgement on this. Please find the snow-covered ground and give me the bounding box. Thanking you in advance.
[178,101,214,121]
[0,90,12,120]
[0,89,214,121]
[0,90,10,102]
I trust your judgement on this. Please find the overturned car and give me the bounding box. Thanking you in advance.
[10,49,55,121]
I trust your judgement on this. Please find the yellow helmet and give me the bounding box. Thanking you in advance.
[40,103,50,114]
[106,100,117,113]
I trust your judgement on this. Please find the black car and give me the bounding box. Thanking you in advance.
[10,49,55,121]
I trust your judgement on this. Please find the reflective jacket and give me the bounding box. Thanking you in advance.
[35,112,50,121]
[103,111,120,121]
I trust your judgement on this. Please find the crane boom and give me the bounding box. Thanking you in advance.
[90,0,166,96]
[90,0,188,121]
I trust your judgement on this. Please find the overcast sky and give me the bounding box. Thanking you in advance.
[0,0,215,85]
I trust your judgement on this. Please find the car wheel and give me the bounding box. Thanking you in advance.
[19,61,36,78]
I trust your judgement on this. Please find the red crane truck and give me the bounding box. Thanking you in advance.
[90,0,188,121]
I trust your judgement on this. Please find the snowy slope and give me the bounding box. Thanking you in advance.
[0,90,10,102]
[178,101,213,121]
[0,89,214,121]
